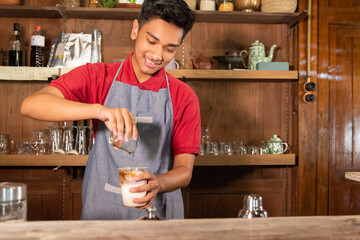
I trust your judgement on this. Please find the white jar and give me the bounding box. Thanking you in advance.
[200,0,215,11]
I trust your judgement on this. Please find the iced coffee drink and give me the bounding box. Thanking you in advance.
[118,167,147,207]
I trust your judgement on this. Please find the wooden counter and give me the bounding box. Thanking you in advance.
[0,216,359,239]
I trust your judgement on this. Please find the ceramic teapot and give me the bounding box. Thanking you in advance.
[247,40,277,70]
[265,134,288,154]
[191,56,213,70]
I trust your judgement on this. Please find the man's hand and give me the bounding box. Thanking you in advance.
[97,106,138,142]
[130,153,195,209]
[131,172,160,209]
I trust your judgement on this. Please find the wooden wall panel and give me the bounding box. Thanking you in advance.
[328,25,360,215]
[189,23,291,70]
[188,80,292,146]
[183,166,293,218]
[0,167,65,220]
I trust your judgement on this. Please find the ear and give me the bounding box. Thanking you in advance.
[131,19,139,40]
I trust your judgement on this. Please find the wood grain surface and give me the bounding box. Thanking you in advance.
[0,154,295,166]
[0,216,360,239]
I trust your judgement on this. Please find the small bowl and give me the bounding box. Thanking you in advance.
[234,0,261,12]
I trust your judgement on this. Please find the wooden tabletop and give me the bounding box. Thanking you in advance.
[0,216,359,239]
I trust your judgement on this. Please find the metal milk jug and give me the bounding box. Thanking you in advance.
[0,182,27,222]
[248,40,277,70]
[238,194,268,219]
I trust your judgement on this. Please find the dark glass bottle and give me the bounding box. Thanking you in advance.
[30,25,45,67]
[8,23,23,66]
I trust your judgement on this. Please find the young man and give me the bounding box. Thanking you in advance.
[21,0,200,220]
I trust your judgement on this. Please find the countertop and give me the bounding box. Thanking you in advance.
[0,216,360,239]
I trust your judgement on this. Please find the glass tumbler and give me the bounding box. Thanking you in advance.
[118,167,148,207]
[49,126,63,154]
[109,131,140,154]
[31,129,49,155]
[75,126,88,155]
[62,126,75,154]
[0,134,15,154]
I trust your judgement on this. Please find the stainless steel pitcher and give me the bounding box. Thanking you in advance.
[238,194,268,219]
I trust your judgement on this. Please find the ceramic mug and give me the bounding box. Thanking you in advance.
[165,58,180,70]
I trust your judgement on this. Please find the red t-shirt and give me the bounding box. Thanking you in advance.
[50,55,201,156]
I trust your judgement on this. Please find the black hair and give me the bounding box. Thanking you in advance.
[138,0,195,41]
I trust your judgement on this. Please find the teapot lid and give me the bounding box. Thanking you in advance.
[268,134,283,143]
[250,40,263,47]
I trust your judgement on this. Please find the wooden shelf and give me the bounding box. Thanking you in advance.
[166,69,298,80]
[0,67,298,81]
[195,154,295,166]
[0,6,307,25]
[0,154,295,166]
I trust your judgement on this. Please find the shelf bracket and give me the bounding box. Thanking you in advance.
[287,10,308,28]
[55,4,69,33]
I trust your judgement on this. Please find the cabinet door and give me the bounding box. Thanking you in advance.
[329,24,360,215]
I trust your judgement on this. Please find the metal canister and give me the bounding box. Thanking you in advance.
[238,194,268,219]
[0,182,27,221]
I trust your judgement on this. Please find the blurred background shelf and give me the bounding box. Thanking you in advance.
[0,67,298,81]
[0,6,307,25]
[0,154,295,166]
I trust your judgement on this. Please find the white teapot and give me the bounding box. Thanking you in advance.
[265,134,288,154]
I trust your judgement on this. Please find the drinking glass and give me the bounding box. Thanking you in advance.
[206,142,219,155]
[62,126,75,154]
[109,131,140,154]
[31,129,49,155]
[87,126,95,153]
[118,167,148,207]
[199,142,205,155]
[219,142,233,155]
[49,126,63,154]
[201,127,211,144]
[75,126,88,155]
[232,140,244,155]
[16,142,33,155]
[0,134,15,154]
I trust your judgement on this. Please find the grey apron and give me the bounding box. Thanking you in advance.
[81,63,184,220]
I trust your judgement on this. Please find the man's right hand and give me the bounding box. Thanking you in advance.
[97,106,138,142]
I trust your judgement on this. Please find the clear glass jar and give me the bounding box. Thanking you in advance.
[61,0,81,7]
[89,0,102,8]
[218,0,234,11]
[0,182,27,222]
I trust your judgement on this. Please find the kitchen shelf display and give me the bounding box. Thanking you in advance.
[0,6,307,26]
[0,67,298,81]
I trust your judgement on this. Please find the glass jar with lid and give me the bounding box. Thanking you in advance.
[61,0,81,7]
[89,0,102,8]
[218,0,234,11]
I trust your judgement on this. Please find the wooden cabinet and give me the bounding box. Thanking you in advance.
[0,2,305,220]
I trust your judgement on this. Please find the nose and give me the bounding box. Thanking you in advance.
[149,44,163,61]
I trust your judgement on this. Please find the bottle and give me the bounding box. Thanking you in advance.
[8,23,23,66]
[30,26,45,67]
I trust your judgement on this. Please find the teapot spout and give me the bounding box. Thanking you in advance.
[265,44,277,62]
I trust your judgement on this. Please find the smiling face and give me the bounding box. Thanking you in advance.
[130,17,184,83]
